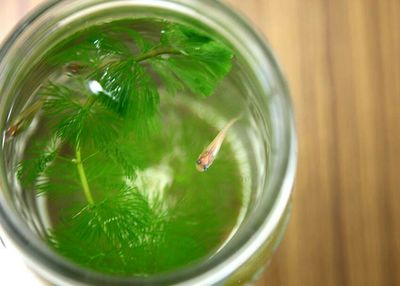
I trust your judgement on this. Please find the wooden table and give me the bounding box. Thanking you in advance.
[1,1,399,285]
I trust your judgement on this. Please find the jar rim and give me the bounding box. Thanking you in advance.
[0,1,297,285]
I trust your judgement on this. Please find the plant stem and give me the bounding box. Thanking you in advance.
[135,47,181,62]
[75,145,94,204]
[94,47,180,72]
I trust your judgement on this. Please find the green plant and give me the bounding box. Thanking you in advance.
[15,20,237,275]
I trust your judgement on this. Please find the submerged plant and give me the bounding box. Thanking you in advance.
[13,21,237,275]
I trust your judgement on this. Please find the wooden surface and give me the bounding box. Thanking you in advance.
[1,1,399,286]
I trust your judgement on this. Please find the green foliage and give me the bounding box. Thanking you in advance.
[49,187,162,274]
[16,136,60,190]
[15,19,237,275]
[101,141,145,178]
[49,29,131,68]
[109,25,153,53]
[93,60,160,137]
[35,159,78,196]
[35,145,127,198]
[155,24,233,96]
[39,23,233,146]
[40,82,121,147]
[48,174,227,275]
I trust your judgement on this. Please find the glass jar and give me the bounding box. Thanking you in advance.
[0,0,297,285]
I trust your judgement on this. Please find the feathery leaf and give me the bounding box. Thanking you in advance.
[92,60,160,136]
[153,24,233,96]
[49,29,131,68]
[16,136,60,190]
[49,187,163,274]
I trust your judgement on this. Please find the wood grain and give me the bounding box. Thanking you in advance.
[1,1,399,285]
